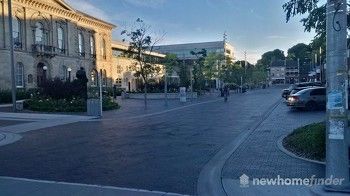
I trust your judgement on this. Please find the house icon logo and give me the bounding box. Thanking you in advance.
[240,174,249,188]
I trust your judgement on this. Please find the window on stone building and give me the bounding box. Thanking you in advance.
[116,65,123,74]
[78,33,84,56]
[57,27,65,52]
[90,35,95,56]
[16,63,24,88]
[101,38,106,59]
[35,22,48,45]
[115,78,122,86]
[91,69,98,86]
[12,17,22,48]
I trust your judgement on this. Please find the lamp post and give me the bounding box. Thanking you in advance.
[42,65,48,84]
[164,70,168,106]
[67,67,72,82]
[8,0,16,112]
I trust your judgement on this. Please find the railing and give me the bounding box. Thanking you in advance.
[32,44,66,57]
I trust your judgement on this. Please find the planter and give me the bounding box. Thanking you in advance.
[87,99,101,117]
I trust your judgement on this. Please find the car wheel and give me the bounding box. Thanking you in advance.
[305,101,318,111]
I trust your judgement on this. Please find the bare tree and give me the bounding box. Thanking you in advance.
[121,18,164,109]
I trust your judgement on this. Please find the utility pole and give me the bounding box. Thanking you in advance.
[8,0,17,112]
[297,58,300,83]
[244,51,247,75]
[164,69,168,106]
[324,0,349,192]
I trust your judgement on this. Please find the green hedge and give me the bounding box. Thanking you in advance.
[0,89,34,104]
[24,96,119,113]
[283,122,326,161]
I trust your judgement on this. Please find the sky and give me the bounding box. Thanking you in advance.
[65,0,316,64]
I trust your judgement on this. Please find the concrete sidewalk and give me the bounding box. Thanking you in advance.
[0,177,188,196]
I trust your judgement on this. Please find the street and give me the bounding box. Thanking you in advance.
[0,87,325,195]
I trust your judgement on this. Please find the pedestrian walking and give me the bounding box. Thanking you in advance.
[224,85,229,102]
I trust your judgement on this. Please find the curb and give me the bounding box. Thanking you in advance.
[277,135,350,167]
[276,135,325,165]
[197,98,282,196]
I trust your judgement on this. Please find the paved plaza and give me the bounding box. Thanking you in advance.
[0,86,330,195]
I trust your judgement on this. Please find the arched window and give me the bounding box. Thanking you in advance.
[90,35,95,56]
[12,17,21,48]
[60,65,67,80]
[35,22,47,44]
[101,38,106,59]
[57,27,64,52]
[78,33,84,56]
[15,63,24,88]
[91,69,98,86]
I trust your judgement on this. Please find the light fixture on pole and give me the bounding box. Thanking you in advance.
[43,65,48,83]
[67,67,72,82]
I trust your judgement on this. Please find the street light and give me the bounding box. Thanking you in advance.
[67,67,72,82]
[43,66,48,83]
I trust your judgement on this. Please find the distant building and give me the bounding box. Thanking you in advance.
[154,41,235,89]
[269,60,286,84]
[111,41,165,92]
[154,41,234,60]
[269,59,312,84]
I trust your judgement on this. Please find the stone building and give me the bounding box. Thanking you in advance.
[111,40,165,92]
[0,0,115,89]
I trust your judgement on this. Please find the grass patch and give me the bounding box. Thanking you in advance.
[283,122,326,161]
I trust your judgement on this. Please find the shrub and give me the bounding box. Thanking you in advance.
[41,78,86,100]
[0,89,32,104]
[24,96,119,112]
[283,122,326,161]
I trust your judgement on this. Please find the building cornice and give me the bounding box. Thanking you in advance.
[12,0,116,30]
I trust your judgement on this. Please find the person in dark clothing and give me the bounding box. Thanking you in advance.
[76,67,88,100]
[224,85,229,102]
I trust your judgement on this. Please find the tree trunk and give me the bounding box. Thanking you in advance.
[144,81,148,110]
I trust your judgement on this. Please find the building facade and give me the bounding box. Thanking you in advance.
[269,59,312,84]
[111,41,165,92]
[154,41,235,89]
[0,0,115,90]
[154,41,234,60]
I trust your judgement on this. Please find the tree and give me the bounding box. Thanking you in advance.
[163,53,178,75]
[190,49,207,91]
[287,43,312,60]
[256,49,285,68]
[283,0,326,38]
[121,18,163,109]
[203,53,226,88]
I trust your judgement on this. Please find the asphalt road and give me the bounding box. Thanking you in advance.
[0,87,284,195]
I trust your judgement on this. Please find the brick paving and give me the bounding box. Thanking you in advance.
[222,102,326,180]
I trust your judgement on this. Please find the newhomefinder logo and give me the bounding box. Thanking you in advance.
[239,174,345,188]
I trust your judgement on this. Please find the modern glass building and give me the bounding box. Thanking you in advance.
[154,41,234,60]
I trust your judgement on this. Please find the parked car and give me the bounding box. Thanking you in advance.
[286,87,326,110]
[281,82,323,99]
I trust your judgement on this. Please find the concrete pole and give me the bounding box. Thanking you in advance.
[240,76,243,93]
[99,70,103,118]
[164,70,168,106]
[325,0,349,192]
[190,66,193,101]
[7,0,17,112]
[297,58,300,83]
